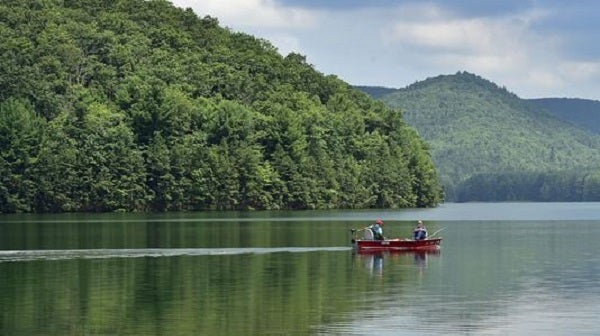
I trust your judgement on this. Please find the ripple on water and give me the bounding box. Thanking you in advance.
[0,247,351,262]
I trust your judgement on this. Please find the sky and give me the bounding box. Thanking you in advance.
[170,0,600,100]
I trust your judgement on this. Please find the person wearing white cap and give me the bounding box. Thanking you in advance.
[413,220,428,240]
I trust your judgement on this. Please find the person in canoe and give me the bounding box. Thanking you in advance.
[366,219,385,240]
[413,220,428,240]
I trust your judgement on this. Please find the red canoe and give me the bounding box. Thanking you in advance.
[350,228,442,252]
[352,237,442,252]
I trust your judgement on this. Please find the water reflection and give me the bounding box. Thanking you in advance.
[354,250,441,277]
[1,206,599,335]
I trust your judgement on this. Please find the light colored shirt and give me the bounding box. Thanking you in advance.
[370,224,383,237]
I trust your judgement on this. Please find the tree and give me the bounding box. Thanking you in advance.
[0,0,443,212]
[0,99,45,212]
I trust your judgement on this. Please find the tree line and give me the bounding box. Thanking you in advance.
[0,0,443,213]
[375,72,600,202]
[455,170,600,202]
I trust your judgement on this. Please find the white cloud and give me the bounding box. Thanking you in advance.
[558,61,600,81]
[170,1,600,100]
[170,0,316,29]
[262,33,303,55]
[377,4,600,98]
[170,0,317,56]
[386,6,550,71]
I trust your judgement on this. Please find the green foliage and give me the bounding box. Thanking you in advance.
[0,98,45,212]
[0,0,442,212]
[31,96,147,212]
[529,98,600,134]
[376,72,600,201]
[456,170,600,202]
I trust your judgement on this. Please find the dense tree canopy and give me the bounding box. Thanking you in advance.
[528,98,600,135]
[0,0,443,213]
[377,72,600,202]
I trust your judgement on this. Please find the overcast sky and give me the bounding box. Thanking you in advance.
[170,0,600,100]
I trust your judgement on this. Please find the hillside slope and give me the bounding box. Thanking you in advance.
[0,0,442,213]
[375,72,600,201]
[528,98,600,134]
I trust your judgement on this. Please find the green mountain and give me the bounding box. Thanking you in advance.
[528,98,600,134]
[371,72,600,201]
[0,0,442,213]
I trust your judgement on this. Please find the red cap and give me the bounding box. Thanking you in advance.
[376,219,384,225]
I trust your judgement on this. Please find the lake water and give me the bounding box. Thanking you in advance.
[1,203,598,335]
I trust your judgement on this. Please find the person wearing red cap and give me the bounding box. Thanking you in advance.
[366,219,385,240]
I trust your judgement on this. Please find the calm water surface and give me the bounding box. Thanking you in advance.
[1,203,599,335]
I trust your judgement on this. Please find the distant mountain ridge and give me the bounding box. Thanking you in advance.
[357,72,600,201]
[527,98,600,134]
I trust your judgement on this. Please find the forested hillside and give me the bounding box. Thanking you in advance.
[528,98,600,134]
[373,72,600,202]
[0,0,443,213]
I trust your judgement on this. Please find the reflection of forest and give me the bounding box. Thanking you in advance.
[3,215,598,335]
[1,249,446,335]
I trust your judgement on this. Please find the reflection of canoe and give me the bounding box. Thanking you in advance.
[352,247,441,256]
[353,249,440,273]
[351,237,442,252]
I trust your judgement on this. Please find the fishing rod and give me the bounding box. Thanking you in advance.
[428,226,447,238]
